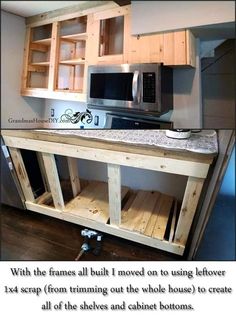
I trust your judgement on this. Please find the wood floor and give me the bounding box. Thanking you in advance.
[1,204,182,261]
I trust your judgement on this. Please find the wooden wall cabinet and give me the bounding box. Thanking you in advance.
[86,5,130,65]
[21,4,196,101]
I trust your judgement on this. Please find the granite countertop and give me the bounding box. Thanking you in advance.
[36,130,218,155]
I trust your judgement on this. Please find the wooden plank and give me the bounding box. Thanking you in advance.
[36,152,50,192]
[41,152,64,211]
[186,29,196,67]
[65,180,128,224]
[93,4,130,20]
[174,176,204,246]
[2,130,215,165]
[20,89,87,101]
[60,59,85,65]
[163,31,174,65]
[26,2,117,27]
[144,193,162,237]
[97,54,123,64]
[48,22,60,91]
[3,136,211,178]
[169,199,178,242]
[21,27,31,90]
[30,62,50,66]
[35,192,52,205]
[121,191,147,230]
[30,42,49,52]
[107,164,121,226]
[26,201,63,219]
[173,30,187,65]
[8,147,35,202]
[65,181,108,222]
[60,33,87,42]
[67,157,81,197]
[163,30,187,66]
[25,200,184,255]
[31,38,51,46]
[86,13,100,65]
[152,194,173,240]
[134,191,161,234]
[28,65,47,72]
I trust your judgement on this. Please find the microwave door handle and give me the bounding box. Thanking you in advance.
[132,70,139,103]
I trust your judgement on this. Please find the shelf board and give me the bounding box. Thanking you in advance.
[59,59,85,65]
[65,181,129,224]
[21,88,87,102]
[31,38,51,46]
[56,89,83,93]
[121,190,177,241]
[31,61,50,66]
[60,32,87,42]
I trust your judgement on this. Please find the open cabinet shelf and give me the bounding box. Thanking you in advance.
[59,59,85,65]
[60,32,88,42]
[31,38,52,46]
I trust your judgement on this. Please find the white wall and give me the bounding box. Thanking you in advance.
[171,39,202,128]
[1,10,45,129]
[42,99,106,129]
[131,1,235,35]
[56,157,187,201]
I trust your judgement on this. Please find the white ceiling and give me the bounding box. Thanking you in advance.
[1,1,88,17]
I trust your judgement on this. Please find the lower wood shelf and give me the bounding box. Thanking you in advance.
[24,180,183,255]
[121,190,178,243]
[65,181,129,224]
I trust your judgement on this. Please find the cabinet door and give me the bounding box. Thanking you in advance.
[126,33,163,64]
[163,30,196,67]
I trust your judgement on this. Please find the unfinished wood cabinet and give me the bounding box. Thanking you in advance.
[21,18,89,101]
[86,5,130,65]
[2,130,216,256]
[20,4,196,101]
[163,29,196,67]
[125,25,195,66]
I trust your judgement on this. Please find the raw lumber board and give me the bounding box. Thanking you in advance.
[121,190,174,241]
[152,194,174,240]
[134,191,161,234]
[65,181,129,223]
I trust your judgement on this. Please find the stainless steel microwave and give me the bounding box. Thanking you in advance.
[87,63,173,115]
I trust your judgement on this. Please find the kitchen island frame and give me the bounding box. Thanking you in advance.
[1,130,216,256]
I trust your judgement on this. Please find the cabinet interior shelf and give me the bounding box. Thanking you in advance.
[31,38,52,46]
[60,32,87,42]
[56,89,83,93]
[30,61,50,66]
[59,59,85,65]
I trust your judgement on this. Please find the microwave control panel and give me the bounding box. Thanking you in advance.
[142,72,156,103]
